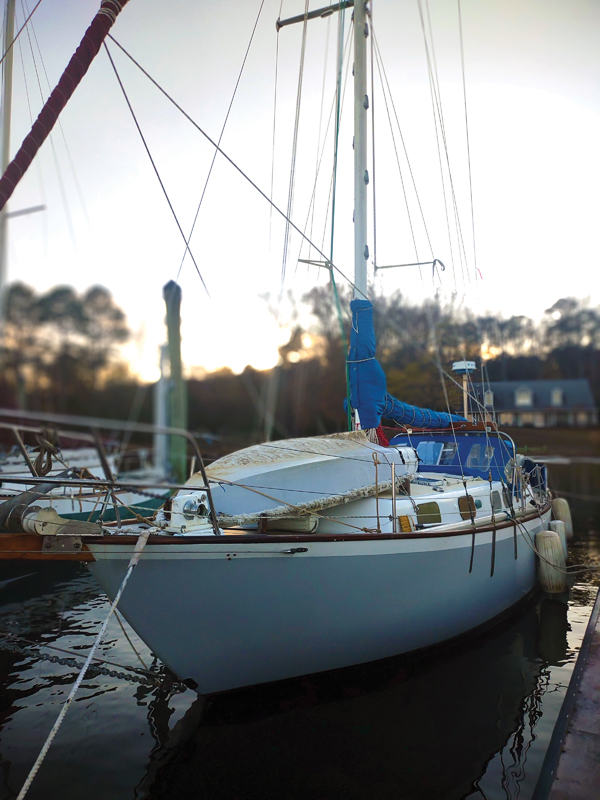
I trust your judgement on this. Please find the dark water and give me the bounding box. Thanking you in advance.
[0,465,598,800]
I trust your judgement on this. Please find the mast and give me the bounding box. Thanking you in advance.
[353,0,369,299]
[0,0,15,315]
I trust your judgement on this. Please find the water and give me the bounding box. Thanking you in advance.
[0,466,598,800]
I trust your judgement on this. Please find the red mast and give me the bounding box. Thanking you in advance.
[0,0,130,211]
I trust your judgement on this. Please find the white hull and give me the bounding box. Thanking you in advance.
[88,508,549,694]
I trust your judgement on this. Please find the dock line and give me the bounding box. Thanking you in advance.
[15,530,150,800]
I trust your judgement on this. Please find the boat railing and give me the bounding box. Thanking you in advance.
[0,408,220,535]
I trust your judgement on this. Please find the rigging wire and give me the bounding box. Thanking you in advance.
[372,40,421,268]
[15,34,47,250]
[103,43,210,296]
[281,0,310,283]
[458,0,478,282]
[22,0,91,231]
[425,60,458,285]
[0,0,42,68]
[19,2,77,250]
[305,11,331,266]
[328,4,351,263]
[423,0,465,275]
[371,34,435,274]
[424,0,470,281]
[14,531,151,800]
[418,0,471,287]
[416,1,461,285]
[295,22,352,268]
[319,21,353,255]
[328,2,352,430]
[175,0,266,281]
[107,34,363,298]
[269,0,285,246]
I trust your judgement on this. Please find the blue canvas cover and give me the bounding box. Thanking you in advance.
[347,299,465,430]
[380,394,466,429]
[347,299,388,428]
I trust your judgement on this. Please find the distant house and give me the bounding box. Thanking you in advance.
[471,379,598,428]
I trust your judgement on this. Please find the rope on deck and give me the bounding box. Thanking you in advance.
[217,474,416,529]
[16,530,150,800]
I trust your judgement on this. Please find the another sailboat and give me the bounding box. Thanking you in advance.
[0,0,553,695]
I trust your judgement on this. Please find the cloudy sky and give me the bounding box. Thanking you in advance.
[3,0,600,378]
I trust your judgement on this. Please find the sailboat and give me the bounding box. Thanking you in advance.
[0,0,553,695]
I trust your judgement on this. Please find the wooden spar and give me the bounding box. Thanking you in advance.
[0,0,131,211]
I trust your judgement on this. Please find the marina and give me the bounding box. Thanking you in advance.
[0,0,598,797]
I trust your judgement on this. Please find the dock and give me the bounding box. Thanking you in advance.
[534,586,600,799]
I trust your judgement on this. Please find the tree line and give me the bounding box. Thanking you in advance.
[1,282,598,440]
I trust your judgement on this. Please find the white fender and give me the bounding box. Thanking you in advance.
[552,497,573,539]
[549,519,567,559]
[536,530,567,593]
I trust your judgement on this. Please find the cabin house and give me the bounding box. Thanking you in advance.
[471,379,598,428]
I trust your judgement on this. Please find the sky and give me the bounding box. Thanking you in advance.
[3,0,600,380]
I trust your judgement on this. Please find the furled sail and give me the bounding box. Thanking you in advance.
[348,299,465,430]
[0,0,130,211]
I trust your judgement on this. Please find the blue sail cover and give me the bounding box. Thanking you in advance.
[347,299,466,430]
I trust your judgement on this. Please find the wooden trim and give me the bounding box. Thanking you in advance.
[88,501,551,547]
[0,502,550,557]
[0,534,95,561]
[383,421,499,435]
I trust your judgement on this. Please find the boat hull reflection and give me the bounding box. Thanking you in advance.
[140,593,568,800]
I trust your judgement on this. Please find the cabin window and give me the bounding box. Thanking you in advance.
[466,443,495,470]
[458,495,476,520]
[416,441,458,466]
[491,491,502,512]
[515,387,533,407]
[416,441,443,465]
[439,442,458,465]
[416,502,442,525]
[484,390,494,408]
[551,387,563,407]
[502,486,513,507]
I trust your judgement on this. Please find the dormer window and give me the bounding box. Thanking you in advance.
[515,386,533,407]
[484,390,494,408]
[551,387,563,407]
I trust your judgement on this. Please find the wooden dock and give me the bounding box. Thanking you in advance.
[534,586,600,799]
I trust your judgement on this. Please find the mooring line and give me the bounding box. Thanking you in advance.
[16,530,150,800]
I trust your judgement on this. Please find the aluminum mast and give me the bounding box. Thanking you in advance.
[353,0,369,299]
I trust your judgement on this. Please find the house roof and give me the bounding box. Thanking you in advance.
[472,379,597,411]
